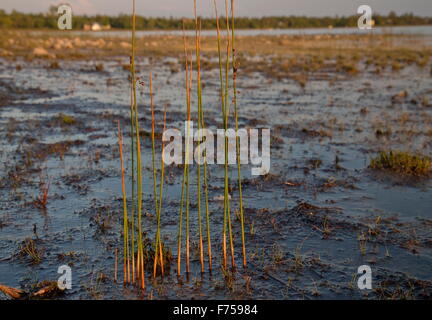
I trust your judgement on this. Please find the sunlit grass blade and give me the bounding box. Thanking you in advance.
[194,0,205,274]
[177,21,189,277]
[131,0,144,289]
[180,22,193,275]
[223,0,236,271]
[186,55,193,274]
[158,105,168,276]
[213,0,228,270]
[117,121,130,284]
[152,87,167,278]
[230,0,246,268]
[129,2,136,286]
[197,18,213,273]
[149,73,161,278]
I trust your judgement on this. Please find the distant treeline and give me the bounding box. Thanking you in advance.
[0,9,431,30]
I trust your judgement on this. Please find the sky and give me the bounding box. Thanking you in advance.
[1,0,431,17]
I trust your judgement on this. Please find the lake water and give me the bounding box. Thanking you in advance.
[122,25,432,37]
[29,25,432,38]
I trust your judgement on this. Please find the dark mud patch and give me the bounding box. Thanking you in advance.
[0,78,54,107]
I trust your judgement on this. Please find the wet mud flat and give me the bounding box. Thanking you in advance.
[0,31,432,299]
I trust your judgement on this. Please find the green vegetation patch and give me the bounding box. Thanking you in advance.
[370,150,431,176]
[58,113,76,125]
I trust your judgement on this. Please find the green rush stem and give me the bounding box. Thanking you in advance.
[150,74,162,278]
[185,56,193,274]
[134,91,145,289]
[131,0,144,289]
[118,121,130,284]
[129,9,136,286]
[177,24,189,276]
[230,0,246,268]
[224,0,235,270]
[202,132,212,271]
[153,99,167,278]
[214,1,226,123]
[194,10,212,272]
[177,160,186,276]
[194,0,204,274]
[150,74,158,235]
[214,0,228,270]
[197,21,212,272]
[181,24,192,274]
[157,106,167,277]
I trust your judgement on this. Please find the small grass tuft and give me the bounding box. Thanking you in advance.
[58,114,76,125]
[33,175,49,209]
[19,238,44,265]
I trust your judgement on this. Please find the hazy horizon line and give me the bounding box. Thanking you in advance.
[1,8,431,19]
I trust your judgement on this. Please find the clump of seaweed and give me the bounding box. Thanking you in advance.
[370,150,431,176]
